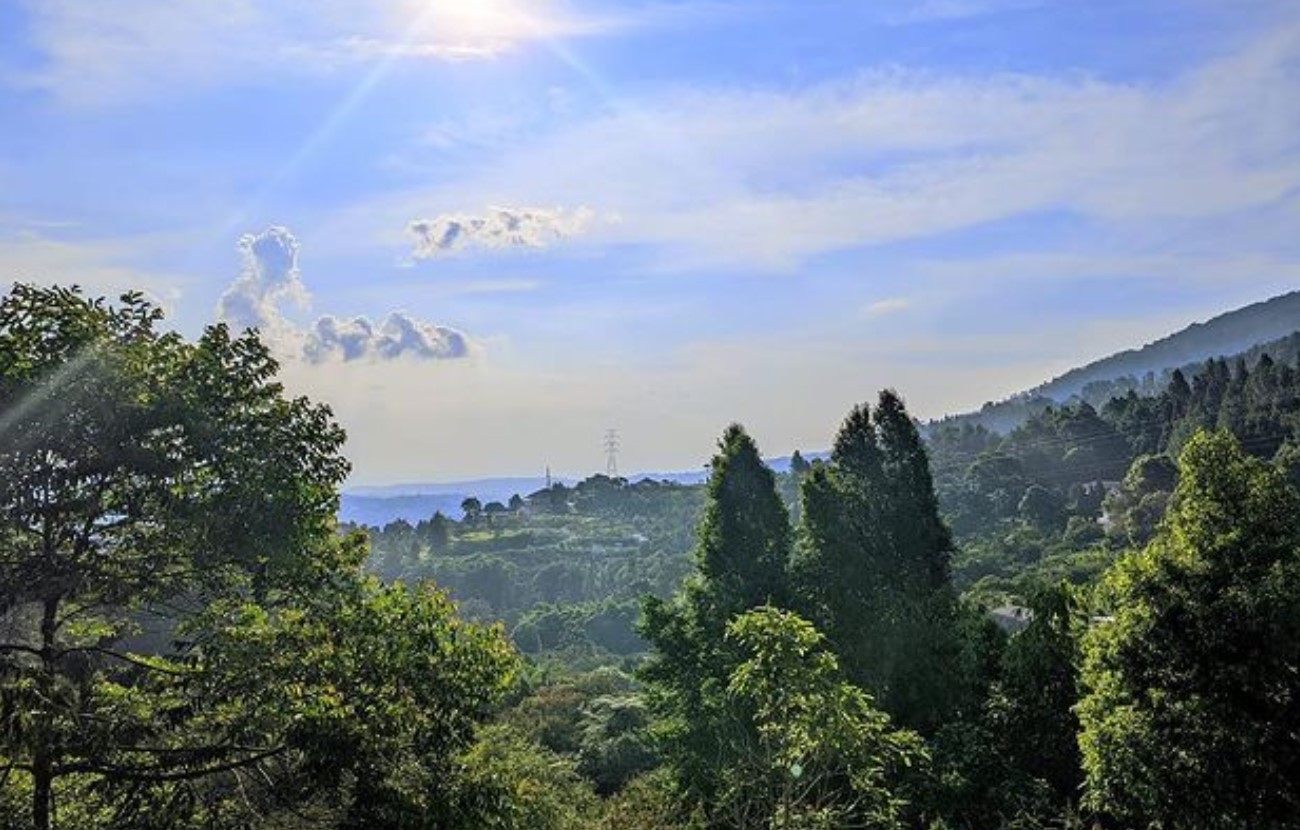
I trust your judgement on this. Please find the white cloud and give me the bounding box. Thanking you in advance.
[216,226,472,363]
[864,297,911,317]
[217,225,308,331]
[304,312,471,363]
[406,206,595,259]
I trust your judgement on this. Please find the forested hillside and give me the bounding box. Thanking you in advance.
[932,347,1300,599]
[6,284,1300,830]
[352,476,706,667]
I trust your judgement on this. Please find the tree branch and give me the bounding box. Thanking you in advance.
[57,745,287,783]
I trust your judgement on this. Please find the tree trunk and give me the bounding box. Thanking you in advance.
[33,595,59,830]
[32,752,52,830]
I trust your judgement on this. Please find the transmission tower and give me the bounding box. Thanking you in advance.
[603,429,621,477]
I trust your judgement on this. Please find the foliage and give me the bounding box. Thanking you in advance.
[596,768,700,830]
[576,694,659,795]
[640,424,793,804]
[0,285,516,830]
[718,607,926,830]
[1079,430,1300,829]
[793,391,964,733]
[1100,453,1177,546]
[451,725,599,830]
[13,282,1300,830]
[500,669,633,752]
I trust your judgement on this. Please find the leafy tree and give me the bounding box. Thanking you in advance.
[1079,430,1300,829]
[596,768,700,830]
[947,453,1029,534]
[0,285,342,828]
[1102,453,1177,546]
[194,568,517,829]
[689,425,792,615]
[993,583,1083,808]
[717,607,926,830]
[576,694,659,795]
[500,668,635,757]
[789,450,811,476]
[0,285,517,829]
[451,725,598,830]
[1017,484,1067,533]
[462,497,484,527]
[418,511,452,552]
[1273,439,1300,491]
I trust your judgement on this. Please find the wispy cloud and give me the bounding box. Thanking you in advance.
[217,226,474,363]
[360,24,1300,271]
[864,297,911,317]
[884,0,1043,25]
[13,0,670,105]
[445,279,544,296]
[0,227,193,311]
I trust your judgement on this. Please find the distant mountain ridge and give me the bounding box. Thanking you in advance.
[933,290,1300,434]
[1027,290,1300,400]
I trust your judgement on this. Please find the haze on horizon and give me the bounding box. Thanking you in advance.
[2,0,1298,483]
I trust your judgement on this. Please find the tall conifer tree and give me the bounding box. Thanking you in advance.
[641,424,793,801]
[793,391,961,732]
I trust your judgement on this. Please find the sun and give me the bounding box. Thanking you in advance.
[403,0,557,45]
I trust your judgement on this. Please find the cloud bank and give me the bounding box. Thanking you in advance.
[406,205,595,259]
[218,226,472,364]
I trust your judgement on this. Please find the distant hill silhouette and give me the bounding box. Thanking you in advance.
[1029,290,1300,400]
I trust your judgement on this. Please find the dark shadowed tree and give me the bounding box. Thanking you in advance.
[461,496,483,527]
[640,424,792,804]
[792,391,963,733]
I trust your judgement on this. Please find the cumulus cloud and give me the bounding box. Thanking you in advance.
[406,205,594,259]
[217,226,307,331]
[304,312,470,363]
[216,226,472,364]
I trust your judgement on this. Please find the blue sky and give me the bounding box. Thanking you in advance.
[2,0,1298,483]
